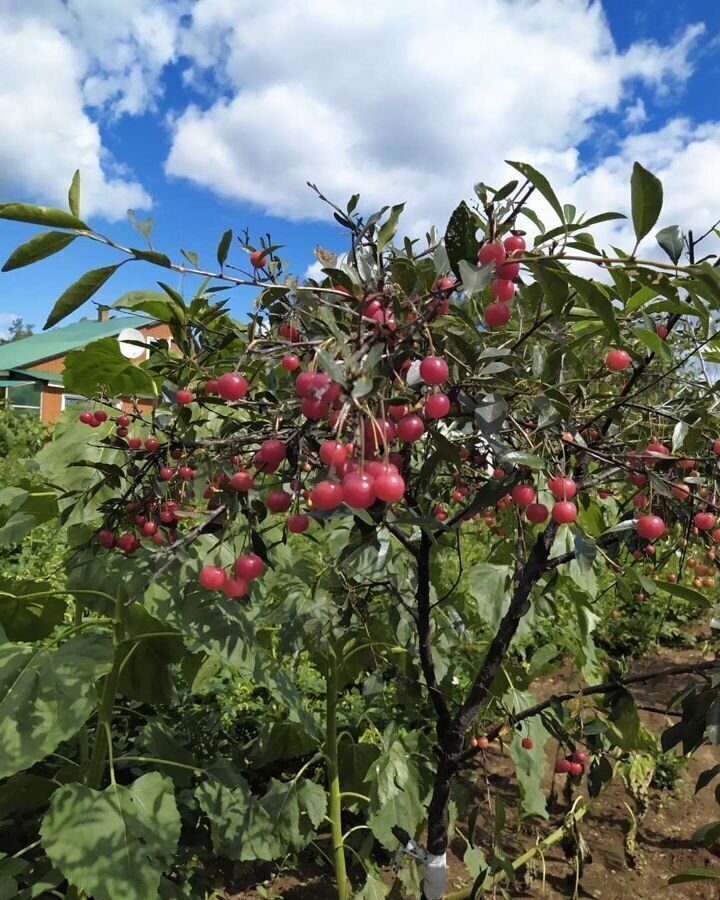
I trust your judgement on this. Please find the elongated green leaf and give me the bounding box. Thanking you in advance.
[112,289,180,323]
[668,869,720,884]
[0,203,88,230]
[632,326,671,362]
[130,248,171,268]
[656,579,709,606]
[44,265,120,329]
[41,773,180,900]
[127,208,153,241]
[0,633,113,778]
[217,229,232,267]
[565,273,619,340]
[506,161,565,223]
[631,162,663,244]
[68,170,81,218]
[656,225,683,264]
[376,203,405,252]
[2,230,76,272]
[445,202,480,280]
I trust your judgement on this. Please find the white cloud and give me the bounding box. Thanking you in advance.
[0,1,184,219]
[624,98,647,128]
[167,0,707,238]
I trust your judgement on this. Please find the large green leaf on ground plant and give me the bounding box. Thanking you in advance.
[0,579,66,641]
[40,773,180,900]
[0,633,113,778]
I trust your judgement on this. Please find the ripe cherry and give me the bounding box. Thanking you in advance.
[116,533,140,554]
[98,529,115,549]
[319,440,348,468]
[667,573,677,583]
[388,404,409,421]
[477,736,490,750]
[695,511,716,531]
[142,521,158,536]
[572,750,588,765]
[636,515,665,540]
[477,242,506,268]
[484,302,510,327]
[117,415,130,427]
[511,484,536,506]
[434,276,456,292]
[397,414,425,443]
[79,411,94,425]
[657,324,668,340]
[425,393,450,419]
[128,437,142,450]
[490,279,515,302]
[234,553,264,580]
[217,373,249,401]
[93,410,108,422]
[569,762,583,777]
[287,514,310,534]
[547,476,577,500]
[144,438,159,451]
[419,356,449,386]
[496,260,520,280]
[199,566,227,590]
[230,470,253,491]
[279,322,300,342]
[250,249,268,268]
[223,577,248,598]
[555,759,572,774]
[605,349,631,371]
[552,501,578,524]
[266,490,293,513]
[526,503,549,523]
[503,234,526,253]
[281,354,300,371]
[178,466,194,480]
[176,389,194,405]
[374,472,406,503]
[311,481,344,509]
[521,737,534,750]
[342,473,376,509]
[204,379,219,394]
[159,466,175,481]
[255,439,287,473]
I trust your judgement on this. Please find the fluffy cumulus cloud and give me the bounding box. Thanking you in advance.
[166,0,710,238]
[0,0,184,219]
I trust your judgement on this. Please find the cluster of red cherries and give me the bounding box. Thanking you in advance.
[477,233,525,328]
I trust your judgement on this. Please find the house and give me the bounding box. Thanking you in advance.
[0,310,172,422]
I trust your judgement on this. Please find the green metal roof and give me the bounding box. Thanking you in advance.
[0,315,157,371]
[8,368,64,385]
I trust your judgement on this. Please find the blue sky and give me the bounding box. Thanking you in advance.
[1,0,719,337]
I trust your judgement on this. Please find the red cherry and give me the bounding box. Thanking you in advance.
[116,533,140,554]
[342,473,376,509]
[397,414,426,443]
[521,737,534,750]
[311,481,344,509]
[159,509,175,524]
[93,410,108,422]
[199,566,227,590]
[477,736,490,750]
[695,511,716,531]
[526,503,549,523]
[547,476,577,500]
[98,529,115,549]
[569,762,583,777]
[511,484,536,506]
[266,490,293,513]
[478,242,506,267]
[555,759,572,774]
[152,532,165,546]
[79,411,94,425]
[144,438,159,451]
[374,473,406,503]
[223,577,248,598]
[712,439,720,455]
[419,356,449,386]
[301,397,329,420]
[217,373,249,401]
[250,249,268,268]
[636,515,665,540]
[255,439,286,473]
[552,501,577,524]
[667,572,677,583]
[128,437,142,450]
[496,261,520,280]
[320,440,348,468]
[490,279,515,302]
[117,415,130,427]
[204,379,219,394]
[388,404,409,421]
[632,494,649,508]
[484,302,510,328]
[644,442,669,457]
[230,470,253,491]
[281,354,300,371]
[234,553,264,580]
[434,276,456,292]
[178,466,194,480]
[159,466,175,481]
[657,324,668,340]
[176,389,194,404]
[279,322,300,342]
[503,235,526,253]
[287,514,310,533]
[605,349,631,371]
[142,521,158,536]
[572,750,588,765]
[424,392,450,419]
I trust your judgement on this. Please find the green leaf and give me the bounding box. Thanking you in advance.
[656,579,709,607]
[0,580,66,641]
[41,773,181,900]
[631,326,671,362]
[250,721,318,767]
[44,264,121,329]
[0,773,57,818]
[127,208,153,241]
[217,229,233,268]
[467,563,513,633]
[113,289,182,323]
[607,689,657,752]
[0,203,88,231]
[565,274,619,340]
[68,170,81,218]
[180,248,199,267]
[506,161,565,223]
[365,742,425,849]
[445,202,480,280]
[457,259,493,298]
[376,203,405,252]
[501,450,546,470]
[2,230,76,272]
[631,162,663,244]
[0,633,113,778]
[509,705,549,819]
[130,248,172,268]
[668,868,720,884]
[63,337,161,398]
[355,873,389,899]
[656,225,683,264]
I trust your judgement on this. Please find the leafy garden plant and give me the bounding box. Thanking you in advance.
[1,161,720,899]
